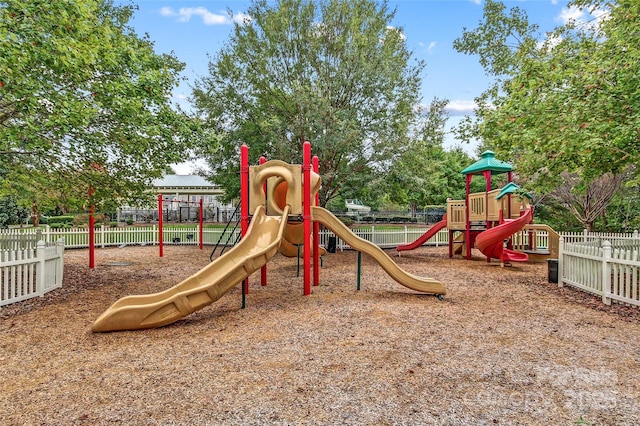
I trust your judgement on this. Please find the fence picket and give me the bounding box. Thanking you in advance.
[561,237,640,308]
[0,239,64,307]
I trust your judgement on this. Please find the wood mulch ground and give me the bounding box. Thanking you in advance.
[1,245,639,425]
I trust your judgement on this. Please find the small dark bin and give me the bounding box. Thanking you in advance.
[172,237,180,243]
[547,259,558,283]
[327,236,337,253]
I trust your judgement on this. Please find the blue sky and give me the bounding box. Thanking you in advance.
[119,0,593,171]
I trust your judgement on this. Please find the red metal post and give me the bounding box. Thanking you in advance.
[484,170,492,263]
[89,204,95,269]
[240,145,250,294]
[312,155,320,286]
[158,194,164,257]
[465,174,471,260]
[303,141,311,295]
[199,198,204,250]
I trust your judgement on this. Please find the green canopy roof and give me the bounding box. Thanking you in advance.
[495,182,532,200]
[461,151,513,175]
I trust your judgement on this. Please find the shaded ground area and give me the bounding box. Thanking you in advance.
[1,245,639,425]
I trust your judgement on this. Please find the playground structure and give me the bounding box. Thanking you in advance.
[397,151,560,265]
[92,142,446,332]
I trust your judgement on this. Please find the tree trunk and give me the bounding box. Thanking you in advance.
[30,203,41,228]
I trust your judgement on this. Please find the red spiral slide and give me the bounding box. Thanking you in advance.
[475,208,532,264]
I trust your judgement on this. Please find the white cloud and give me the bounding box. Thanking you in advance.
[537,33,562,51]
[556,5,609,32]
[232,12,252,25]
[557,6,587,25]
[160,7,230,25]
[446,100,477,116]
[419,41,437,54]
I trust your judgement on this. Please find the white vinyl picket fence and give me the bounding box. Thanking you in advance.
[559,235,640,308]
[1,239,65,307]
[0,224,450,251]
[3,224,639,309]
[318,225,449,250]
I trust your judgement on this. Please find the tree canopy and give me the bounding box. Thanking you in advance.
[383,98,478,213]
[453,0,639,230]
[454,0,639,188]
[0,0,198,223]
[192,0,424,206]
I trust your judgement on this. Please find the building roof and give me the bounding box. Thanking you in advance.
[152,174,223,195]
[153,174,213,187]
[461,151,514,175]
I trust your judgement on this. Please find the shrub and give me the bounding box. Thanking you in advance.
[48,216,75,226]
[73,213,107,226]
[335,215,354,227]
[126,218,134,225]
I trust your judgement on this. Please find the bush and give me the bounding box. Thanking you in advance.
[110,222,119,228]
[126,218,134,225]
[73,213,107,226]
[48,216,75,226]
[335,215,354,227]
[49,223,70,229]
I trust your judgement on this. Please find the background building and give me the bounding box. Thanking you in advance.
[118,175,237,223]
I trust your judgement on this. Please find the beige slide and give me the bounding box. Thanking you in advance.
[92,205,290,332]
[311,207,446,295]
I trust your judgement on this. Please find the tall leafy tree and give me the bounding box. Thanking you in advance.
[453,0,639,230]
[0,195,28,228]
[192,0,424,206]
[386,99,465,213]
[0,0,199,222]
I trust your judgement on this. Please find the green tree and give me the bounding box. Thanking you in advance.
[192,0,423,207]
[384,98,476,214]
[0,195,28,228]
[453,0,639,230]
[0,0,199,221]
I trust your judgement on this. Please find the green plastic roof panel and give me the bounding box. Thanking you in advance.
[461,150,514,175]
[495,182,532,200]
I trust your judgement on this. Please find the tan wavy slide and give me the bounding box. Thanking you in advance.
[311,207,446,295]
[92,205,290,332]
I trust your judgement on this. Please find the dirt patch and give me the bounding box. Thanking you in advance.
[1,245,639,425]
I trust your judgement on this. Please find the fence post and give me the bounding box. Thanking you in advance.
[602,240,612,306]
[36,240,46,297]
[558,237,564,288]
[56,238,65,287]
[153,225,157,246]
[100,224,105,248]
[582,229,588,242]
[45,225,51,244]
